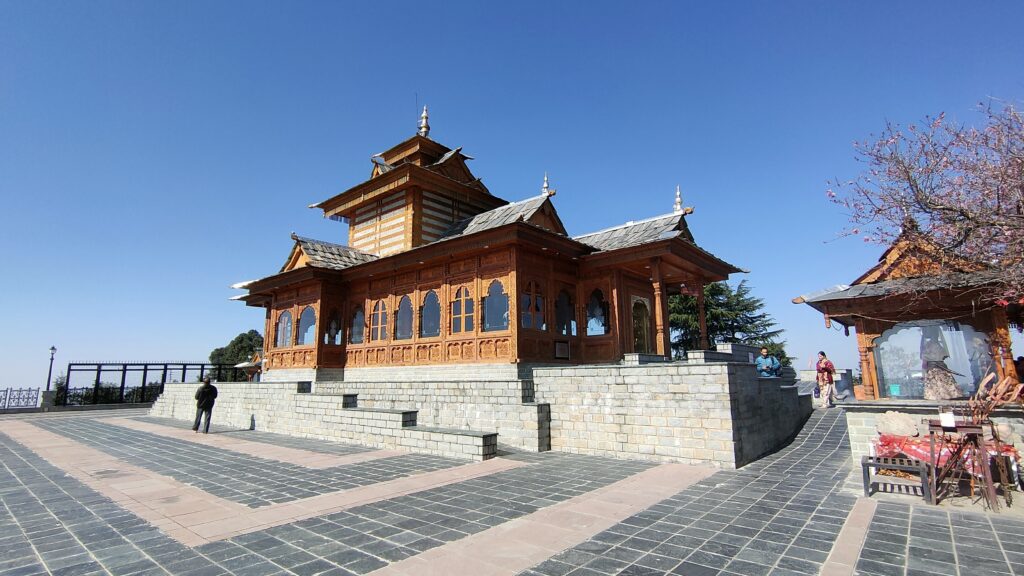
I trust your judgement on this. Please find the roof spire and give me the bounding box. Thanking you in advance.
[418,105,430,137]
[673,185,683,214]
[541,172,556,197]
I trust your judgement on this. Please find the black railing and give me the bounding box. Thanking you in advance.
[60,362,245,406]
[0,388,40,410]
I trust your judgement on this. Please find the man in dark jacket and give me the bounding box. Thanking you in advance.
[193,376,218,433]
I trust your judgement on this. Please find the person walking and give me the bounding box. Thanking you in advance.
[193,376,218,433]
[816,351,837,408]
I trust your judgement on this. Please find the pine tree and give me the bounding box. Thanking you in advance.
[669,280,786,362]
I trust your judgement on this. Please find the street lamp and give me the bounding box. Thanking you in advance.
[46,346,56,392]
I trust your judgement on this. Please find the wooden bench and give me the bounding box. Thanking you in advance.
[861,456,933,504]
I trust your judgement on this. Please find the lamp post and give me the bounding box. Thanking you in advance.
[46,346,56,392]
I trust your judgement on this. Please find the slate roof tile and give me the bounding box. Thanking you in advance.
[572,213,688,252]
[438,195,550,240]
[290,234,379,271]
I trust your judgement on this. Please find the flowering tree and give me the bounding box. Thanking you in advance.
[829,103,1024,302]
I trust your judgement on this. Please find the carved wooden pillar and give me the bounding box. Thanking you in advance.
[696,279,710,350]
[650,258,669,357]
[855,319,879,399]
[991,306,1018,381]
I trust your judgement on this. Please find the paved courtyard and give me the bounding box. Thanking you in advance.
[1,408,1021,576]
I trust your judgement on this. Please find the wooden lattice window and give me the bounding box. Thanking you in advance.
[395,296,413,340]
[275,311,293,348]
[586,289,610,336]
[325,309,340,345]
[483,280,509,332]
[296,306,316,345]
[520,281,545,330]
[555,290,577,336]
[420,290,441,338]
[349,306,365,344]
[451,287,474,334]
[370,300,388,341]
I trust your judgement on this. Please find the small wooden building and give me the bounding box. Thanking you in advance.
[235,110,741,378]
[795,231,1018,400]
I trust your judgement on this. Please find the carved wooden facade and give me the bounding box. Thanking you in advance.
[796,233,1018,400]
[238,120,741,375]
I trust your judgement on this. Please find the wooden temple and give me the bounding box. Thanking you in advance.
[234,108,741,377]
[795,228,1019,400]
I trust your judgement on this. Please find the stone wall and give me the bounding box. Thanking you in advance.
[532,361,812,468]
[315,364,548,452]
[844,401,1024,462]
[149,381,497,461]
[155,356,814,468]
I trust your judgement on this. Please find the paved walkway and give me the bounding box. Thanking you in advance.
[0,408,1021,576]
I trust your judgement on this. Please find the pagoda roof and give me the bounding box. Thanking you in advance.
[283,234,379,272]
[438,194,563,241]
[795,269,1003,305]
[573,212,695,252]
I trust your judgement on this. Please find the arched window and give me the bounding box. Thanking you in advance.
[632,299,651,354]
[420,290,441,338]
[483,280,509,332]
[275,311,293,348]
[451,287,474,334]
[520,281,545,330]
[349,307,365,344]
[586,289,609,336]
[296,306,316,345]
[395,296,413,340]
[555,290,577,336]
[370,300,388,341]
[324,310,340,345]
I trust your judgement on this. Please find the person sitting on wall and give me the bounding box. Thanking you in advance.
[755,347,781,377]
[193,376,218,434]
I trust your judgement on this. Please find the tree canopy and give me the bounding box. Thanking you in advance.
[209,330,264,365]
[669,280,786,363]
[830,102,1024,303]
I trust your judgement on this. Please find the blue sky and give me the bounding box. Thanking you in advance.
[2,1,1023,386]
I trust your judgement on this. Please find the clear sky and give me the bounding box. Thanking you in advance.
[2,1,1023,386]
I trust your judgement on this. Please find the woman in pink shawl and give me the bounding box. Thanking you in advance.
[816,351,836,408]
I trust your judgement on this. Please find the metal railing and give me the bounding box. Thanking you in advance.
[0,388,40,410]
[60,362,246,406]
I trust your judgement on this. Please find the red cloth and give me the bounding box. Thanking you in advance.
[873,434,1020,478]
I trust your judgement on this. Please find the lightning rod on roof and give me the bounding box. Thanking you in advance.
[418,106,430,137]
